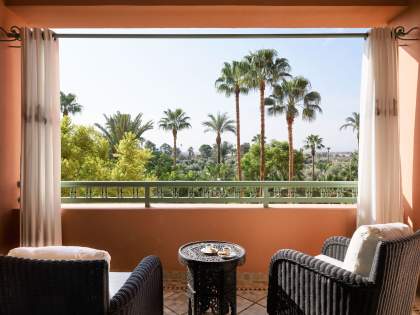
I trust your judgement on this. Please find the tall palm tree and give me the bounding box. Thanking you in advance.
[215,61,250,180]
[159,108,191,168]
[202,112,236,164]
[304,134,325,180]
[265,76,322,180]
[245,49,291,181]
[187,147,194,160]
[340,112,360,144]
[95,111,153,153]
[60,91,83,116]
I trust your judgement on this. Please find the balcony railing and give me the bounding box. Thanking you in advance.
[61,181,357,207]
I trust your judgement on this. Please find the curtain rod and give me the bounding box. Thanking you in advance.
[53,32,369,39]
[1,26,419,43]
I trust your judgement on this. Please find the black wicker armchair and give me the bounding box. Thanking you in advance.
[267,231,420,315]
[0,255,163,315]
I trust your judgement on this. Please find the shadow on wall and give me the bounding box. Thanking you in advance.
[390,2,420,293]
[390,2,420,231]
[414,48,420,232]
[0,1,23,254]
[399,40,420,231]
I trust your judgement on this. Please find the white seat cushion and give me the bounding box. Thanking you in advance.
[315,254,343,268]
[342,223,413,277]
[7,246,111,266]
[109,272,131,297]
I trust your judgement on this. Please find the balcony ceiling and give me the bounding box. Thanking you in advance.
[4,0,410,5]
[5,0,409,28]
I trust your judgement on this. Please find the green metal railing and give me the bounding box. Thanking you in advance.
[61,181,357,207]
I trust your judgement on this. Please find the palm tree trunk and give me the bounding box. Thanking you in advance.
[216,133,221,164]
[287,118,294,181]
[259,81,265,181]
[235,90,242,181]
[172,129,177,169]
[312,150,315,180]
[63,109,68,116]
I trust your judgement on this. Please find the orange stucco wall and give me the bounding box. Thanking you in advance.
[0,0,23,254]
[6,5,406,28]
[390,3,420,231]
[62,205,356,272]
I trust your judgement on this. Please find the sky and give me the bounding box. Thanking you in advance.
[58,28,365,153]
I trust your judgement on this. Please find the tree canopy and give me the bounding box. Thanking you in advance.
[95,111,153,154]
[60,47,358,183]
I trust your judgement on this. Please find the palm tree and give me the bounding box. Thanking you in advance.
[215,61,250,180]
[202,112,236,164]
[304,134,325,180]
[327,147,331,163]
[60,91,83,116]
[251,134,268,146]
[220,141,235,162]
[159,108,191,168]
[265,76,322,180]
[187,147,194,160]
[317,160,331,181]
[245,49,291,181]
[340,112,360,144]
[95,111,153,153]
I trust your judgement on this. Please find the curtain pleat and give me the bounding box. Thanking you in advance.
[20,28,61,246]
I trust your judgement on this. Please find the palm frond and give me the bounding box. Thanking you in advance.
[264,97,276,106]
[244,49,291,88]
[159,108,191,132]
[215,60,251,97]
[302,107,317,122]
[267,104,287,116]
[340,112,359,138]
[95,111,153,154]
[60,91,83,116]
[340,123,353,131]
[303,134,325,151]
[202,112,236,135]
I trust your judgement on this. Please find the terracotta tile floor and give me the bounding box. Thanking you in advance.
[163,287,420,315]
[110,272,420,314]
[164,288,267,315]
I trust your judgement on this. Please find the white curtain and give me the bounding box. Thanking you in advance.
[357,28,402,226]
[20,28,62,246]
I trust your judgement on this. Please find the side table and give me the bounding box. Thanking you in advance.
[178,241,246,315]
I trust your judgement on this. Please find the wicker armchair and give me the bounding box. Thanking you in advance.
[0,255,163,315]
[267,231,420,315]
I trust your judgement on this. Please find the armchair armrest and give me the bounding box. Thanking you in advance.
[268,249,377,315]
[321,236,351,261]
[110,256,163,315]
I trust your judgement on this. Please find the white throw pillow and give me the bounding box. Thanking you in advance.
[7,246,111,266]
[342,223,413,277]
[315,254,344,268]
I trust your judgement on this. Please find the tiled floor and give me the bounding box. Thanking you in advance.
[164,287,420,315]
[164,288,267,315]
[110,272,420,314]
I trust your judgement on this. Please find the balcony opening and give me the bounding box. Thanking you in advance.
[59,28,364,206]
